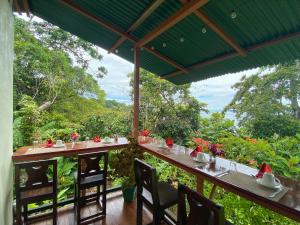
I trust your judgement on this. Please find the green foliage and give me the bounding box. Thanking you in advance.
[14,95,41,147]
[191,113,235,143]
[129,69,207,144]
[110,137,144,188]
[225,63,300,138]
[80,110,131,138]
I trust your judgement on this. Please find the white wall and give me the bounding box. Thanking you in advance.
[0,0,13,224]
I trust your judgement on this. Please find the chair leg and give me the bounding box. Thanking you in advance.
[74,183,77,209]
[16,199,22,225]
[153,207,163,225]
[77,189,81,225]
[102,184,107,215]
[96,185,100,204]
[24,204,28,224]
[136,197,143,225]
[53,196,57,225]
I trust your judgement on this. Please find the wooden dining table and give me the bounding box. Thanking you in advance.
[139,143,300,223]
[12,138,128,162]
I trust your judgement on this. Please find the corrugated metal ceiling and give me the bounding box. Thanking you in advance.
[23,0,300,84]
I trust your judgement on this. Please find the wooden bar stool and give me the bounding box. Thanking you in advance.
[178,184,233,225]
[74,151,108,225]
[134,158,178,225]
[15,159,57,225]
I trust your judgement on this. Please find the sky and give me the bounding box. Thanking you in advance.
[92,47,260,115]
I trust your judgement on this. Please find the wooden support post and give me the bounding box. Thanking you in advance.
[196,175,204,194]
[132,47,140,140]
[209,184,217,199]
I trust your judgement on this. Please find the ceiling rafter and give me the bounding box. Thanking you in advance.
[60,0,188,73]
[136,0,209,47]
[108,0,165,54]
[162,31,300,79]
[180,0,246,56]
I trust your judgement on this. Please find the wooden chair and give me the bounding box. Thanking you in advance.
[15,159,57,225]
[134,158,178,225]
[178,184,233,225]
[74,151,108,224]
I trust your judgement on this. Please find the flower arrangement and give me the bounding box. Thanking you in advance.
[70,132,80,142]
[209,143,225,157]
[190,137,210,157]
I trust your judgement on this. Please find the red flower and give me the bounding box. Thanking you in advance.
[140,130,150,137]
[71,132,80,141]
[245,137,257,144]
[192,138,209,149]
[93,136,101,143]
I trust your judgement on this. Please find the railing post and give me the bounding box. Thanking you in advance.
[132,47,140,140]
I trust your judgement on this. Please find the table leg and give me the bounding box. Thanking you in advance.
[209,184,217,199]
[196,175,204,194]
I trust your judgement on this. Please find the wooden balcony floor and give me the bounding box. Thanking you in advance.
[31,191,167,225]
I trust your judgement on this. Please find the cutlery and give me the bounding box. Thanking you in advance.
[269,187,283,198]
[216,170,230,178]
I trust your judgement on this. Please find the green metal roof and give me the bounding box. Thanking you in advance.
[19,0,300,84]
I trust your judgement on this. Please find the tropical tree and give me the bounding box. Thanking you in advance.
[129,69,207,144]
[224,63,300,137]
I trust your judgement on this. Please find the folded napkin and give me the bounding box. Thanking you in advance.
[165,138,174,147]
[45,139,54,148]
[93,136,101,142]
[256,163,272,178]
[190,146,203,157]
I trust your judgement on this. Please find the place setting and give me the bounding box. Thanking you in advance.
[218,163,289,201]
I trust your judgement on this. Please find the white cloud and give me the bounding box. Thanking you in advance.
[190,68,260,112]
[90,48,133,104]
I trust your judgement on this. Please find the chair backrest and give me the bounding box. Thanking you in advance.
[178,184,226,225]
[77,151,108,182]
[134,158,160,207]
[15,159,57,192]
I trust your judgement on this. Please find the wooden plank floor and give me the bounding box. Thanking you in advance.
[31,191,166,225]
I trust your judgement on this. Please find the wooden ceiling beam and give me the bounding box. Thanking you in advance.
[136,0,209,47]
[180,0,246,56]
[60,0,188,73]
[162,31,300,79]
[108,0,164,54]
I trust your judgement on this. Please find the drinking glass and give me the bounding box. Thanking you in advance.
[33,140,39,150]
[85,137,90,147]
[229,161,238,173]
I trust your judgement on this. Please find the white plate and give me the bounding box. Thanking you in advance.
[102,141,112,144]
[192,157,209,164]
[256,178,282,190]
[53,144,65,148]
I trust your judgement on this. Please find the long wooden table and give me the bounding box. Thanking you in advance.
[12,138,128,162]
[139,143,300,223]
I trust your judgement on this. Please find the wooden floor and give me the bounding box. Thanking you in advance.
[31,192,165,225]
